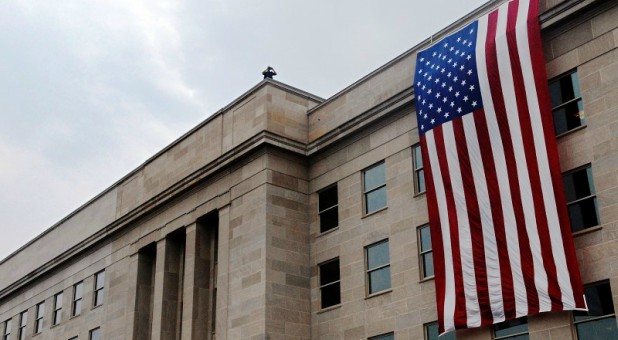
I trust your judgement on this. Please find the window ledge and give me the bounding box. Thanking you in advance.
[317,304,341,314]
[362,207,388,219]
[316,227,339,238]
[413,191,426,198]
[365,289,392,300]
[69,314,81,320]
[419,276,435,283]
[91,304,103,311]
[556,125,587,139]
[573,225,602,237]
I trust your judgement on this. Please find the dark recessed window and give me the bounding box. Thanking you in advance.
[319,259,341,309]
[2,318,11,340]
[366,240,391,294]
[34,302,45,334]
[363,162,387,214]
[17,311,27,340]
[413,144,426,194]
[418,224,434,279]
[368,332,394,340]
[425,322,456,340]
[550,70,584,135]
[318,185,339,233]
[53,292,63,325]
[563,165,600,232]
[574,281,617,339]
[89,327,101,340]
[494,316,528,340]
[94,270,105,307]
[72,281,84,316]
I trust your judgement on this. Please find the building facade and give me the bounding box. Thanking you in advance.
[1,0,617,339]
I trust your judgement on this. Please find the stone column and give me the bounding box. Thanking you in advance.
[180,223,210,340]
[215,205,230,340]
[151,237,183,340]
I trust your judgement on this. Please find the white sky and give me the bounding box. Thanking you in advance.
[0,0,489,260]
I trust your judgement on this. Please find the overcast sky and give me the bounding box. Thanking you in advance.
[0,0,489,260]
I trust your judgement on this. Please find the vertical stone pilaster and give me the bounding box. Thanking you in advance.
[125,253,140,340]
[151,237,183,340]
[216,205,231,340]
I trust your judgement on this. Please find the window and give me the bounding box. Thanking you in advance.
[549,70,584,135]
[318,185,339,233]
[3,319,11,340]
[425,322,456,340]
[17,311,27,340]
[418,224,434,279]
[53,292,63,325]
[93,270,105,307]
[319,258,340,309]
[563,165,600,233]
[494,317,528,340]
[574,281,617,339]
[363,162,387,214]
[34,301,45,334]
[366,240,391,294]
[89,327,101,340]
[72,281,84,316]
[369,332,394,340]
[413,144,425,194]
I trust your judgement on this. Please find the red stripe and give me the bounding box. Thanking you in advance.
[525,0,586,309]
[473,109,516,320]
[433,126,468,328]
[506,0,563,311]
[420,134,448,333]
[485,9,540,315]
[453,119,493,326]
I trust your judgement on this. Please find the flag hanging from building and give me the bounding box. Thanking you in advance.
[413,0,586,334]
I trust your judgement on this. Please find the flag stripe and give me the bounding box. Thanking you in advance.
[433,126,469,327]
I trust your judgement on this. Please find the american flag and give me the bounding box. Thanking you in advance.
[414,0,586,334]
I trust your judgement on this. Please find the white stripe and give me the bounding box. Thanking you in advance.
[515,0,576,309]
[476,12,528,316]
[495,3,552,311]
[443,122,481,328]
[425,131,456,332]
[462,114,504,323]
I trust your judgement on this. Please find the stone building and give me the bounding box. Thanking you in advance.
[0,0,617,339]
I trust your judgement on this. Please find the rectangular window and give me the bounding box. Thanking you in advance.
[574,281,617,339]
[563,165,600,233]
[369,332,394,340]
[72,281,83,316]
[89,327,101,340]
[549,70,584,135]
[366,240,391,294]
[93,270,105,307]
[418,224,434,279]
[494,317,528,340]
[318,184,339,233]
[319,258,341,309]
[3,319,11,340]
[18,311,27,340]
[53,291,63,325]
[425,322,456,340]
[413,144,425,194]
[363,162,387,214]
[34,301,45,334]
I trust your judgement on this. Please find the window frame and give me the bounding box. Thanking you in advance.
[417,224,434,280]
[562,164,600,233]
[34,301,45,334]
[3,319,11,340]
[72,281,84,317]
[93,270,105,307]
[493,316,529,340]
[549,69,585,137]
[365,239,392,295]
[424,321,457,340]
[17,311,27,340]
[573,280,617,339]
[318,258,341,309]
[368,332,394,340]
[89,327,101,340]
[413,144,426,195]
[362,161,387,215]
[318,184,339,233]
[53,291,63,326]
